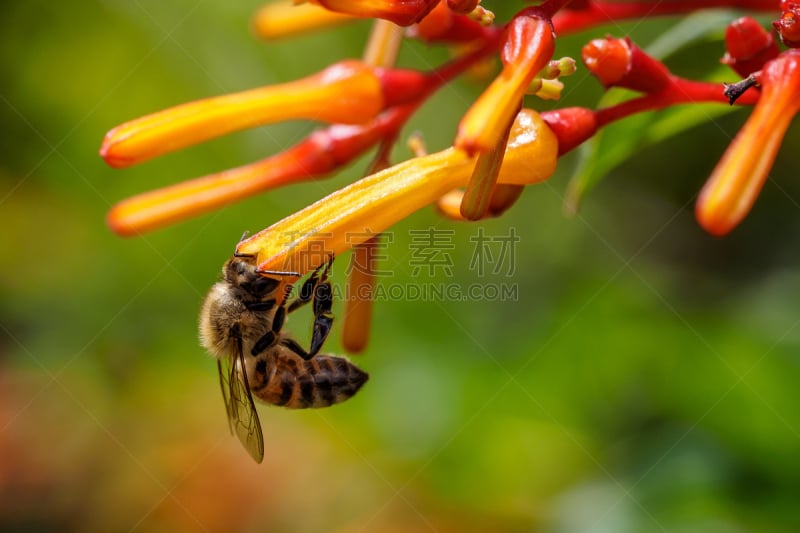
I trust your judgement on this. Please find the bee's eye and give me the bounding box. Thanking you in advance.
[250,276,279,296]
[226,260,249,280]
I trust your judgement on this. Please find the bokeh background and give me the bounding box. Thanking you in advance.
[2,2,800,531]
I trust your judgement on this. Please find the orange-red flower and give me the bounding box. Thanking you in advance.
[696,50,800,236]
[451,13,555,220]
[455,13,555,155]
[309,0,439,26]
[253,1,354,39]
[100,1,799,360]
[236,108,558,274]
[100,60,388,168]
[106,106,416,236]
[103,2,782,256]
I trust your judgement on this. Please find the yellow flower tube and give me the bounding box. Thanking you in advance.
[696,51,800,236]
[309,0,438,26]
[455,14,555,155]
[100,61,383,168]
[252,1,355,39]
[236,108,558,274]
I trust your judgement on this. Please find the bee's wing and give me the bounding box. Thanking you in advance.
[217,343,264,463]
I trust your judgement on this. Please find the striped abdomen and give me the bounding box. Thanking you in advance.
[249,350,368,409]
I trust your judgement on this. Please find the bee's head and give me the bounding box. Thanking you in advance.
[223,256,281,299]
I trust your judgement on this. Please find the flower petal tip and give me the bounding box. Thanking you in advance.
[99,130,134,169]
[694,200,736,238]
[106,206,139,238]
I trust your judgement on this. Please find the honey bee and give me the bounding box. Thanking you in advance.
[199,248,368,463]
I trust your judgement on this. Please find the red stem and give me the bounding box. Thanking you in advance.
[553,0,778,34]
[595,77,761,128]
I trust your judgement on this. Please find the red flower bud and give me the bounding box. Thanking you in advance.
[722,17,779,76]
[582,37,671,93]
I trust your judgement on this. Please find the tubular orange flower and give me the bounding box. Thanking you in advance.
[107,138,329,237]
[455,13,555,155]
[102,1,799,362]
[309,0,439,26]
[100,3,786,251]
[696,50,800,236]
[102,30,501,237]
[106,106,416,236]
[363,19,404,67]
[236,108,558,274]
[252,0,355,39]
[100,60,385,168]
[459,107,515,220]
[437,184,523,221]
[342,234,381,353]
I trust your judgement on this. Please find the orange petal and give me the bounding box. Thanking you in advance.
[696,51,800,236]
[437,184,523,221]
[310,0,438,26]
[106,144,323,236]
[363,19,405,67]
[100,61,383,168]
[455,14,555,155]
[106,106,417,236]
[437,189,468,221]
[252,0,355,39]
[237,108,558,273]
[342,234,382,353]
[459,106,515,220]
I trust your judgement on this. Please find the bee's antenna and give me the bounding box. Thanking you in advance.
[233,231,255,257]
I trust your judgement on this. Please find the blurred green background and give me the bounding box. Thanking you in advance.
[2,2,800,531]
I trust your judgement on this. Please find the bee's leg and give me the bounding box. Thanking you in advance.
[286,253,334,314]
[309,277,333,357]
[250,304,287,356]
[280,337,311,360]
[284,254,335,357]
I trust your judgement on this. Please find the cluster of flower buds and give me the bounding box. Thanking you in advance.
[102,1,797,349]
